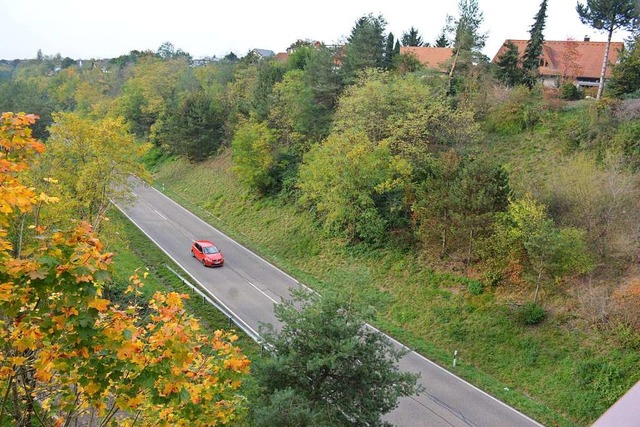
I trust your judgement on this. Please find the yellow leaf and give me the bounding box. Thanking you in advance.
[88,298,110,312]
[0,283,15,301]
[10,356,27,366]
[84,382,101,395]
[127,394,144,409]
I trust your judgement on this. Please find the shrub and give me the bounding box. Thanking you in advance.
[559,83,582,101]
[484,86,542,134]
[516,302,546,325]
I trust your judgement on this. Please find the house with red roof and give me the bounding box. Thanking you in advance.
[399,46,454,72]
[492,38,624,89]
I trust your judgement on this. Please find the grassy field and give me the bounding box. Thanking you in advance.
[142,148,639,426]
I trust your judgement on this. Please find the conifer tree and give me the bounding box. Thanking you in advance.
[522,0,548,89]
[435,30,450,47]
[577,0,639,99]
[342,14,387,83]
[384,32,397,69]
[496,41,524,86]
[401,26,425,46]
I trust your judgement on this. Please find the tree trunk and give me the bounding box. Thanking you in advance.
[534,271,542,303]
[596,28,614,100]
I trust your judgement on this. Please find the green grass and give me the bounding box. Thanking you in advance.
[147,150,639,427]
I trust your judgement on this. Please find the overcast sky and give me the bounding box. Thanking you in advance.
[0,0,633,61]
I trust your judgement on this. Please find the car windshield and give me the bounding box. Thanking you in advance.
[203,246,219,254]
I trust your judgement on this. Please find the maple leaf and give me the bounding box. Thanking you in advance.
[88,298,110,312]
[0,282,15,301]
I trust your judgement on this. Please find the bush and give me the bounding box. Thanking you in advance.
[466,279,484,295]
[484,86,543,134]
[516,302,546,325]
[559,83,582,101]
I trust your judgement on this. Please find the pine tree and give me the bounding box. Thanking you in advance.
[342,14,387,83]
[607,35,640,97]
[435,30,450,47]
[401,26,425,46]
[522,0,548,89]
[496,41,524,86]
[577,0,639,99]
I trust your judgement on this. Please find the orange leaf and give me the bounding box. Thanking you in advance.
[88,298,110,312]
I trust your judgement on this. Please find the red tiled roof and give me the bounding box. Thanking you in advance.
[273,52,289,62]
[492,39,624,79]
[399,46,454,71]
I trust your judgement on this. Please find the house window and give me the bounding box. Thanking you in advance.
[539,58,548,67]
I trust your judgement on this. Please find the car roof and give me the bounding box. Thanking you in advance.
[195,240,215,247]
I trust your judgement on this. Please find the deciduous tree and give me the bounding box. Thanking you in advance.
[43,112,150,231]
[297,131,411,244]
[0,113,250,426]
[485,195,594,302]
[231,118,278,194]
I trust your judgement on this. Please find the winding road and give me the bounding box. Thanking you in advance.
[115,177,544,427]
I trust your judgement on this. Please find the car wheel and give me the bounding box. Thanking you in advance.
[191,249,195,257]
[201,258,206,266]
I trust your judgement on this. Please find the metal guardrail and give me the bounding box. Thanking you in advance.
[164,264,263,344]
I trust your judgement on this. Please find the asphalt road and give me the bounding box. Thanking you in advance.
[115,177,544,427]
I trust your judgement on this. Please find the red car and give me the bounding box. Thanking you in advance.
[191,240,224,267]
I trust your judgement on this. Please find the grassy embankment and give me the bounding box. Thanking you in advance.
[132,127,638,426]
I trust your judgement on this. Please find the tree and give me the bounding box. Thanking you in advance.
[576,0,639,99]
[156,41,192,61]
[151,88,224,161]
[43,112,150,231]
[495,41,524,86]
[304,45,344,111]
[384,32,398,69]
[117,55,190,138]
[446,0,488,92]
[231,118,278,194]
[248,60,286,122]
[332,70,480,152]
[253,288,420,426]
[0,113,250,426]
[414,151,510,260]
[224,51,239,62]
[434,29,450,47]
[485,195,594,302]
[297,131,411,245]
[607,35,640,96]
[522,0,548,88]
[341,14,387,84]
[401,26,425,46]
[0,80,56,139]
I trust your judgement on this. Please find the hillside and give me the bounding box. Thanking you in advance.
[149,132,639,426]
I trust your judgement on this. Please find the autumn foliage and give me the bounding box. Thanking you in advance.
[0,113,249,426]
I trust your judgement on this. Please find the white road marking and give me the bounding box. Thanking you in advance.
[153,209,167,220]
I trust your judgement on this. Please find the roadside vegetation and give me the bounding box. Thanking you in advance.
[2,0,640,425]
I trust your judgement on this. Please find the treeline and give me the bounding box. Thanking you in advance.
[2,9,640,323]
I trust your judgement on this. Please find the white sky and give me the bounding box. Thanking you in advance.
[0,0,632,61]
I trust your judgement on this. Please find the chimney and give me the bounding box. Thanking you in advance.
[584,35,591,42]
